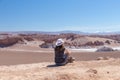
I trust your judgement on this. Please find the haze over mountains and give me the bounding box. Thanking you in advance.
[1,30,120,35]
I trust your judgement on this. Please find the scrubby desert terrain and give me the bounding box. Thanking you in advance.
[1,33,120,80]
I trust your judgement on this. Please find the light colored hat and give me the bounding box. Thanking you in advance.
[56,38,64,46]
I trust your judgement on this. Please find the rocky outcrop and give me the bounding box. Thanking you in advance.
[40,43,54,48]
[105,40,111,44]
[96,56,112,60]
[84,41,104,46]
[63,40,104,49]
[0,37,23,48]
[0,34,35,48]
[96,46,114,52]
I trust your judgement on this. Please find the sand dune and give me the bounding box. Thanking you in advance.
[0,59,120,80]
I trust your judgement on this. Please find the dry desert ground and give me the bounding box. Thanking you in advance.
[0,48,120,80]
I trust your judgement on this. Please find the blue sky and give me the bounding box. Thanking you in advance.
[0,0,120,32]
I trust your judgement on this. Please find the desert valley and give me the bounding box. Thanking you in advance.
[0,32,120,80]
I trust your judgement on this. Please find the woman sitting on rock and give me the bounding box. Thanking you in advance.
[54,38,75,66]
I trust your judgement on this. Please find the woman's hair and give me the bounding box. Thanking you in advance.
[55,45,64,52]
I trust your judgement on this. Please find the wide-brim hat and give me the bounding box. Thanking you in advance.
[55,38,64,46]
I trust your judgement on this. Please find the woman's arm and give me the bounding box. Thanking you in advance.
[65,48,71,56]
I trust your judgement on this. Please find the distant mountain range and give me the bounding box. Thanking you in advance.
[0,31,120,35]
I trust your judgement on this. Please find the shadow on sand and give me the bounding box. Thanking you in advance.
[47,64,60,67]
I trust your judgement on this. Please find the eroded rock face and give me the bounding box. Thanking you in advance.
[0,34,35,48]
[0,37,23,48]
[0,33,119,48]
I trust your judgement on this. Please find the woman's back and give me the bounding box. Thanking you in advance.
[54,45,65,63]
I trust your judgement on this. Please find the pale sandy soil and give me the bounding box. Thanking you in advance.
[0,59,120,80]
[1,49,120,65]
[0,45,120,80]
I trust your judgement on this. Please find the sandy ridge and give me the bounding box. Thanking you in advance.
[0,59,120,80]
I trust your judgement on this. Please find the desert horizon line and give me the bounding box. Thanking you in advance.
[0,30,120,33]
